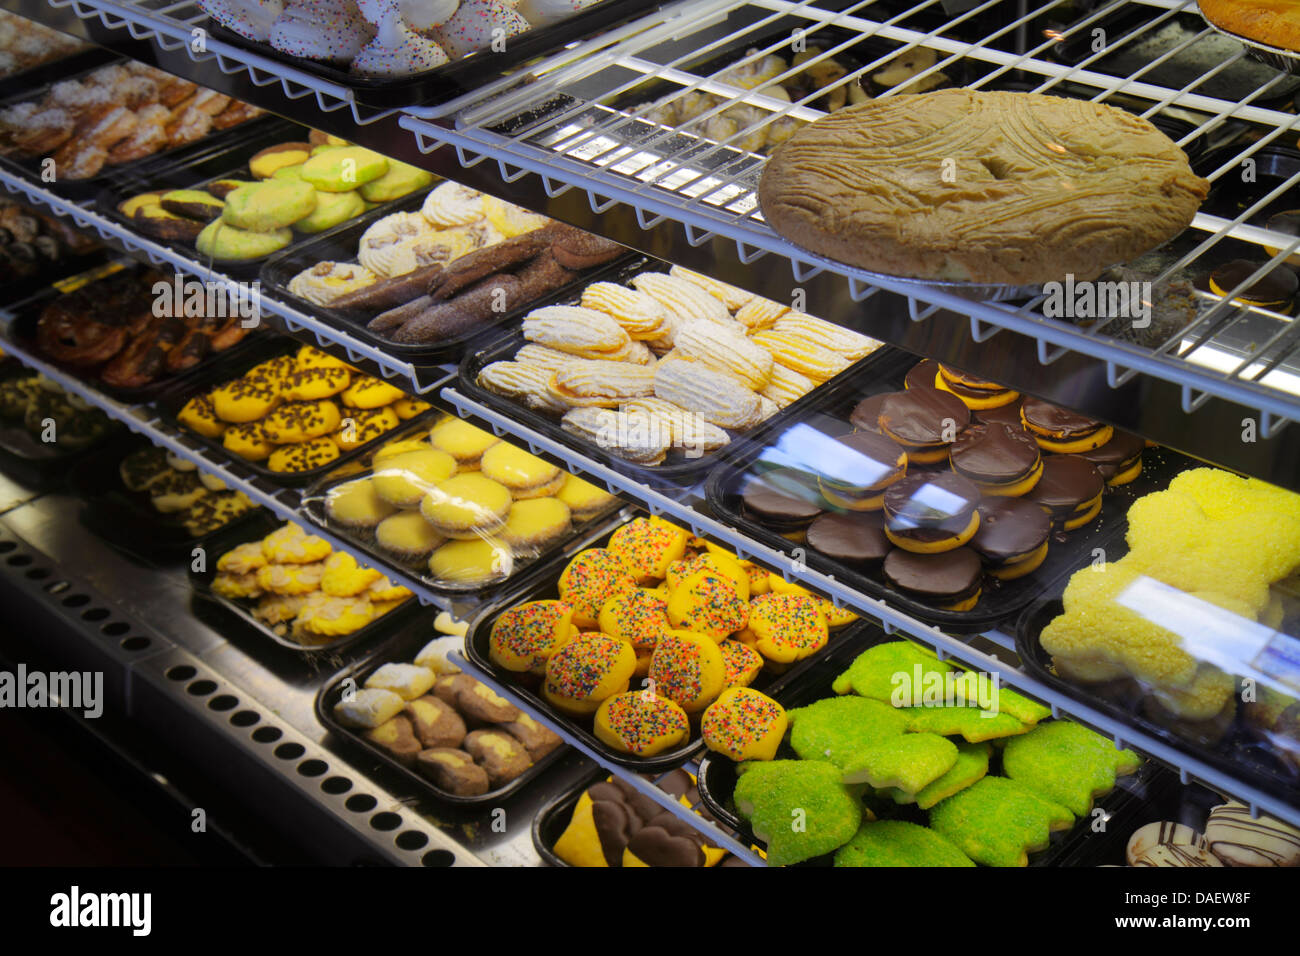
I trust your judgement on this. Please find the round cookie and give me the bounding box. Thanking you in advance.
[177,395,227,439]
[594,691,690,757]
[607,516,689,583]
[261,523,331,563]
[1020,398,1114,454]
[877,387,970,464]
[1026,455,1104,531]
[805,511,890,566]
[342,375,406,409]
[557,548,638,629]
[598,588,670,652]
[499,497,572,555]
[701,687,787,761]
[556,474,619,521]
[882,547,983,611]
[648,630,726,713]
[666,569,749,642]
[280,365,351,401]
[428,537,513,585]
[719,639,764,688]
[950,421,1043,496]
[544,633,637,716]
[743,592,828,663]
[372,448,457,508]
[883,471,982,554]
[970,497,1051,581]
[210,377,280,424]
[223,422,275,461]
[1132,845,1224,867]
[665,552,750,601]
[325,477,397,530]
[479,442,562,498]
[428,417,499,468]
[420,473,513,538]
[1125,822,1206,867]
[268,437,341,473]
[333,407,401,452]
[261,399,342,443]
[489,599,575,675]
[375,511,445,561]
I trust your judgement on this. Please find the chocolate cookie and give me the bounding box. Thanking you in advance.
[1027,455,1104,530]
[950,422,1042,491]
[878,387,969,463]
[883,546,983,611]
[1208,258,1298,311]
[1074,429,1145,485]
[806,511,891,566]
[849,392,888,433]
[882,471,981,553]
[741,471,823,531]
[1020,397,1112,451]
[817,430,906,509]
[904,359,940,392]
[971,497,1051,579]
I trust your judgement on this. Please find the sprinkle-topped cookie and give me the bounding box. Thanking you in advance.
[489,599,574,674]
[594,691,690,756]
[608,516,688,582]
[718,638,763,688]
[597,588,669,651]
[666,569,748,642]
[543,632,635,715]
[745,592,827,663]
[557,548,637,628]
[701,687,786,761]
[648,629,725,713]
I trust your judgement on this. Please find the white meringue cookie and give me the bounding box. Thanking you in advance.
[399,0,461,31]
[432,0,531,58]
[270,0,374,62]
[198,0,285,42]
[350,8,450,75]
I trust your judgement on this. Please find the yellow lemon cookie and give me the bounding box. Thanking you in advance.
[649,630,727,713]
[745,593,828,663]
[373,448,457,508]
[420,473,513,538]
[373,438,429,463]
[608,516,689,583]
[256,560,327,595]
[212,571,262,600]
[701,687,787,761]
[429,416,500,467]
[217,541,267,575]
[293,592,374,637]
[280,366,351,401]
[268,437,341,473]
[375,511,445,561]
[324,477,397,530]
[543,632,636,716]
[598,588,670,652]
[253,593,308,628]
[245,354,297,387]
[428,537,513,585]
[594,691,690,757]
[321,551,384,597]
[223,422,275,461]
[479,442,561,497]
[367,576,413,603]
[210,377,280,423]
[666,569,749,642]
[261,400,342,443]
[489,599,576,675]
[342,375,406,409]
[556,473,619,521]
[665,553,749,599]
[719,638,764,688]
[557,548,639,629]
[261,522,332,563]
[392,397,432,420]
[177,394,227,439]
[499,497,572,554]
[296,345,355,372]
[333,407,400,452]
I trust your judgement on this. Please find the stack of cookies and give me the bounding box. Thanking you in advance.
[478,265,881,465]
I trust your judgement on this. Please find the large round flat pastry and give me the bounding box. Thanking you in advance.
[757,90,1210,285]
[1199,0,1300,53]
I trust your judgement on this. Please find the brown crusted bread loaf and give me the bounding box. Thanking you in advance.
[758,90,1210,285]
[1199,0,1300,52]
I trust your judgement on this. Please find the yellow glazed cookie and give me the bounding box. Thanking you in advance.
[268,437,341,473]
[261,523,332,563]
[429,417,499,467]
[489,599,576,674]
[375,511,446,561]
[280,366,351,401]
[479,442,561,495]
[608,516,689,583]
[373,448,457,508]
[261,400,342,443]
[217,541,267,575]
[666,569,749,642]
[701,687,787,761]
[296,346,354,372]
[333,407,401,452]
[648,629,726,713]
[294,592,373,638]
[392,397,432,420]
[745,593,828,663]
[212,571,262,600]
[428,537,513,585]
[342,376,406,409]
[499,497,572,554]
[325,477,397,530]
[367,576,412,603]
[210,377,280,423]
[594,691,690,756]
[556,473,619,520]
[321,552,384,597]
[598,588,670,651]
[543,632,637,716]
[177,395,227,439]
[420,473,513,538]
[557,548,639,629]
[222,422,275,461]
[245,354,297,386]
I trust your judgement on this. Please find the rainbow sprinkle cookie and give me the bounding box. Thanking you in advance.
[594,691,690,756]
[733,760,861,867]
[1001,721,1141,816]
[929,776,1074,867]
[744,593,827,663]
[701,687,787,761]
[557,548,637,628]
[834,819,975,868]
[489,599,575,674]
[718,639,763,688]
[648,629,725,713]
[787,695,957,793]
[609,516,689,583]
[597,588,669,651]
[666,569,748,642]
[543,632,636,716]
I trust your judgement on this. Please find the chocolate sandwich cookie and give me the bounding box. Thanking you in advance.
[1027,455,1104,530]
[1073,429,1145,485]
[904,359,940,392]
[1208,258,1298,314]
[816,431,907,511]
[806,511,891,567]
[849,392,888,433]
[741,470,823,535]
[882,471,981,554]
[1020,397,1113,453]
[970,497,1051,580]
[935,364,1020,410]
[974,398,1027,431]
[883,547,983,612]
[877,387,970,464]
[949,422,1043,496]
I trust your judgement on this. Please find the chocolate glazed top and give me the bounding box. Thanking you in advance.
[806,510,891,564]
[883,546,982,600]
[971,497,1051,562]
[883,471,980,525]
[938,363,1007,392]
[822,430,905,490]
[904,359,940,392]
[1074,430,1145,478]
[878,387,970,445]
[950,422,1041,483]
[1211,258,1299,302]
[1020,396,1103,438]
[1026,455,1104,511]
[849,392,888,433]
[741,474,823,525]
[975,399,1027,429]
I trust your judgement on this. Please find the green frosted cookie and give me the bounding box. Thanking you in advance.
[1001,720,1142,816]
[882,740,990,810]
[834,819,975,867]
[929,776,1074,867]
[896,705,1029,742]
[950,666,1052,724]
[830,641,952,701]
[734,760,861,867]
[788,696,958,793]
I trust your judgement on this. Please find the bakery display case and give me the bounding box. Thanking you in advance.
[0,0,1298,880]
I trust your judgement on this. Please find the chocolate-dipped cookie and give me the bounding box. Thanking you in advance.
[741,470,823,533]
[877,387,970,464]
[883,546,983,611]
[975,398,1027,430]
[849,392,888,433]
[1073,429,1145,486]
[935,364,1020,409]
[882,471,981,553]
[950,422,1043,496]
[1020,397,1113,453]
[806,511,891,566]
[904,359,940,392]
[1208,258,1298,314]
[816,430,906,511]
[1027,455,1104,530]
[970,497,1051,580]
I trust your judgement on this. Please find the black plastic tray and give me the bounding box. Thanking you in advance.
[207,0,664,110]
[1016,553,1300,814]
[92,118,326,281]
[260,193,645,374]
[315,625,571,808]
[694,626,1170,867]
[1051,5,1300,109]
[152,335,431,487]
[5,264,264,403]
[703,347,1194,633]
[0,60,276,200]
[462,509,873,771]
[189,510,421,654]
[299,414,627,600]
[458,285,884,488]
[68,433,263,560]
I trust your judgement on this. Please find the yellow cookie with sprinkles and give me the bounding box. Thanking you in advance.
[296,345,355,372]
[268,437,341,473]
[210,377,280,424]
[489,599,576,674]
[280,365,351,401]
[342,375,406,409]
[223,422,275,461]
[177,394,227,439]
[666,569,749,642]
[392,397,432,420]
[544,632,637,716]
[719,638,764,688]
[333,406,400,451]
[745,592,828,663]
[608,516,689,584]
[598,588,670,652]
[649,629,726,713]
[594,691,690,756]
[702,687,787,761]
[557,548,638,629]
[261,400,342,443]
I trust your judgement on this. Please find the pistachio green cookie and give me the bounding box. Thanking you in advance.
[929,776,1074,867]
[951,665,1052,724]
[1001,720,1142,817]
[300,146,388,192]
[734,760,861,867]
[222,180,317,231]
[831,641,953,702]
[896,705,1029,743]
[359,160,434,202]
[882,740,991,810]
[788,696,958,793]
[834,819,975,867]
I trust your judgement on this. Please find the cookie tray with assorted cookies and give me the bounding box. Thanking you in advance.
[704,347,1197,633]
[315,625,577,808]
[189,510,422,655]
[260,192,644,371]
[462,510,875,772]
[693,627,1171,867]
[152,337,438,487]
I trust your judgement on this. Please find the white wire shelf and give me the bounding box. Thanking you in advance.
[443,384,1300,829]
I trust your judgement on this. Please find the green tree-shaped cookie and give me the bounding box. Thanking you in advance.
[881,740,991,809]
[1001,720,1142,816]
[929,776,1074,867]
[834,819,975,867]
[896,705,1029,742]
[788,696,958,793]
[734,759,862,867]
[831,641,953,701]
